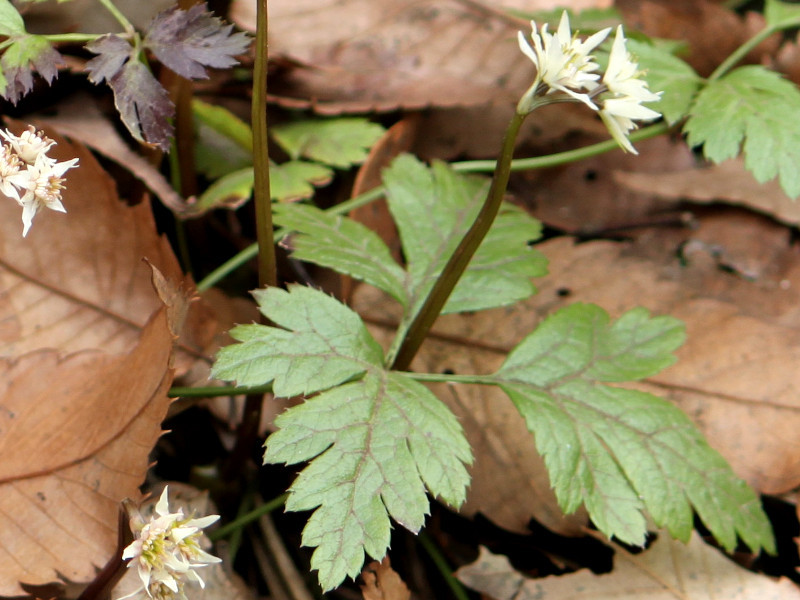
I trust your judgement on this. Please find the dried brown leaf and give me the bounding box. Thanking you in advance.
[457,533,800,600]
[613,158,800,227]
[0,308,176,595]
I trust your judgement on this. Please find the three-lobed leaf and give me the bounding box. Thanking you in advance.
[684,65,800,198]
[212,286,472,590]
[489,303,774,554]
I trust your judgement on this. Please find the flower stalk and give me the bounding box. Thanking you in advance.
[388,11,662,370]
[388,110,526,370]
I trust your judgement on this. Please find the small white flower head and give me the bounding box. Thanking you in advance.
[0,125,55,165]
[0,124,79,235]
[0,144,22,200]
[597,26,662,153]
[517,11,611,114]
[11,154,78,236]
[119,486,221,600]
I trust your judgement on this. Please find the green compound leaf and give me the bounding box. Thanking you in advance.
[627,39,701,125]
[383,154,547,315]
[271,117,385,168]
[273,203,407,303]
[489,303,775,555]
[212,286,472,590]
[684,65,800,198]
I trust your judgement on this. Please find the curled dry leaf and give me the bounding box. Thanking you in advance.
[613,158,800,227]
[456,532,800,600]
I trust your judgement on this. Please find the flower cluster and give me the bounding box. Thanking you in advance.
[118,487,221,600]
[0,125,78,236]
[517,12,661,153]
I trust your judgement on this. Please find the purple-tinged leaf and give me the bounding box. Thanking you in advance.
[108,62,174,150]
[144,4,250,80]
[0,36,62,104]
[85,34,135,83]
[86,34,175,150]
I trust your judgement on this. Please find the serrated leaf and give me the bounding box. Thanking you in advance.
[86,35,174,149]
[270,160,333,202]
[144,4,250,80]
[192,99,253,178]
[765,0,800,29]
[383,154,546,315]
[213,285,472,591]
[0,34,62,104]
[627,39,701,125]
[684,65,800,198]
[0,0,25,36]
[271,118,385,168]
[273,203,407,303]
[212,285,382,396]
[489,303,774,554]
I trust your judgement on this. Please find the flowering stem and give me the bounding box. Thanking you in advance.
[388,111,528,370]
[252,0,275,290]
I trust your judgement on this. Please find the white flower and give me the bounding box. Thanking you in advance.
[119,487,221,600]
[597,26,662,153]
[0,144,22,200]
[517,11,611,113]
[0,125,55,165]
[11,154,78,237]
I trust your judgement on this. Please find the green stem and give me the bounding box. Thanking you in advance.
[195,123,668,292]
[209,493,288,541]
[96,0,135,35]
[43,33,104,43]
[403,372,495,385]
[709,25,782,81]
[418,533,470,600]
[387,111,527,370]
[252,0,275,289]
[452,120,671,173]
[169,384,273,397]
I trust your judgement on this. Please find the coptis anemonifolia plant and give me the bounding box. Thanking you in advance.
[6,0,800,595]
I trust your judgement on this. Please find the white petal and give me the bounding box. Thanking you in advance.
[604,97,661,120]
[155,487,171,517]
